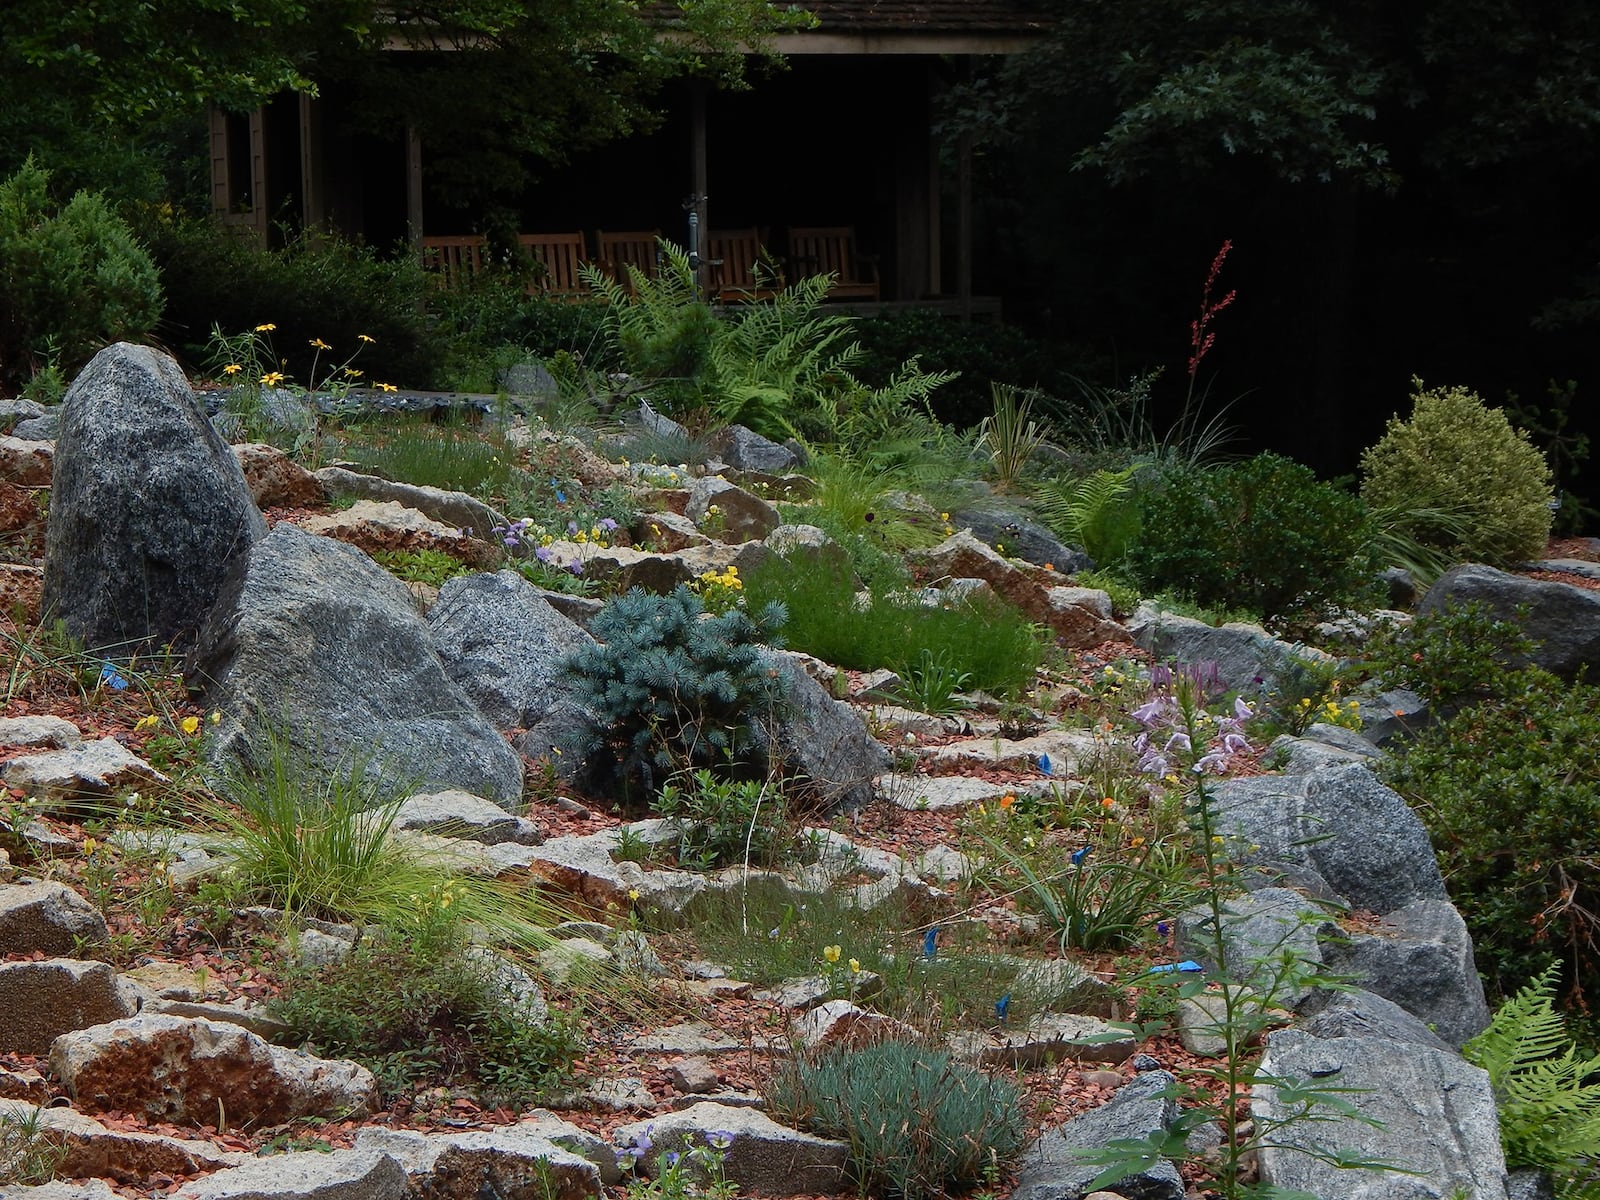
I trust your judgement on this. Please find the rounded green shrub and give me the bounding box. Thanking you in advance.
[0,157,162,387]
[1359,379,1554,566]
[1127,452,1380,623]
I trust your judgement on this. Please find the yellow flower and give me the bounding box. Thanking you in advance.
[180,716,200,736]
[940,513,949,522]
[1130,836,1146,848]
[849,958,861,974]
[376,382,397,393]
[254,322,276,332]
[357,333,375,344]
[310,338,331,350]
[344,367,362,378]
[133,714,159,733]
[726,565,738,576]
[260,371,285,387]
[221,363,242,376]
[209,710,221,725]
[628,888,641,901]
[82,837,97,855]
[822,944,842,964]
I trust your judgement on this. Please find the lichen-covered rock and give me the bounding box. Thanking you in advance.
[0,880,109,956]
[0,958,139,1054]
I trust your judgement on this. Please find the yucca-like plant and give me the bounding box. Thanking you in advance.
[977,383,1054,492]
[1464,963,1600,1198]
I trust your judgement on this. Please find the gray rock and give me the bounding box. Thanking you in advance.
[951,1012,1135,1068]
[1012,1070,1184,1200]
[1321,898,1491,1046]
[1506,1169,1557,1200]
[614,1102,849,1197]
[230,442,325,509]
[669,1058,722,1094]
[0,880,109,956]
[0,1182,122,1200]
[50,1013,374,1124]
[177,1149,409,1200]
[1209,763,1447,914]
[1128,605,1334,696]
[1254,1030,1507,1199]
[428,570,595,754]
[354,1124,602,1199]
[0,433,53,484]
[1297,988,1456,1052]
[766,651,891,812]
[950,505,1093,573]
[1175,887,1328,1007]
[686,476,781,543]
[188,525,524,807]
[793,999,916,1049]
[0,958,138,1054]
[393,788,543,845]
[0,737,167,805]
[637,398,689,441]
[712,424,800,474]
[499,361,560,398]
[1420,563,1600,681]
[0,715,81,749]
[314,464,506,541]
[42,343,267,650]
[626,1021,744,1054]
[1360,687,1431,747]
[0,397,47,427]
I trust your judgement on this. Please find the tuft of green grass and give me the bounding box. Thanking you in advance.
[0,1105,68,1187]
[742,556,1046,697]
[328,416,515,498]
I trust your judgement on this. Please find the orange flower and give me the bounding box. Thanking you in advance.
[998,793,1015,810]
[1100,797,1117,809]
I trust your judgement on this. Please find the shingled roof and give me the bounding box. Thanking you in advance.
[801,0,1050,33]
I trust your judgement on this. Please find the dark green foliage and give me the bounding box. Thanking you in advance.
[1381,676,1600,1011]
[0,158,162,387]
[655,767,786,870]
[1127,453,1380,623]
[770,1042,1024,1200]
[849,308,1105,429]
[141,216,437,387]
[563,586,789,801]
[740,557,1046,697]
[268,920,580,1108]
[1365,600,1537,708]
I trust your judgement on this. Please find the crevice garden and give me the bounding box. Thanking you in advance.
[3,233,1600,1200]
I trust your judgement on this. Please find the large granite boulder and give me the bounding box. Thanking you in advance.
[428,570,595,757]
[1209,763,1447,914]
[188,525,523,807]
[1420,563,1600,681]
[1011,1070,1185,1200]
[1253,1030,1507,1199]
[766,651,892,812]
[42,343,267,649]
[0,880,109,956]
[0,958,138,1054]
[1128,604,1334,696]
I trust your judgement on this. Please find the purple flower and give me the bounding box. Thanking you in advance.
[567,520,579,536]
[535,546,553,564]
[1163,731,1191,754]
[568,560,584,576]
[1234,696,1254,721]
[1131,697,1168,726]
[706,1131,735,1150]
[1194,751,1229,774]
[1221,732,1251,754]
[599,517,619,533]
[664,1151,680,1168]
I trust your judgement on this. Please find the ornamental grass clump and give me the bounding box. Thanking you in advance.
[770,1041,1024,1200]
[1359,378,1554,567]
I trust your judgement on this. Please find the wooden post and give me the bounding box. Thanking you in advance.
[690,81,710,299]
[298,94,323,234]
[957,57,973,321]
[406,125,425,256]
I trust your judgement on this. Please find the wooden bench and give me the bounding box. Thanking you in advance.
[420,235,487,289]
[786,226,879,301]
[518,231,589,296]
[707,228,783,302]
[597,230,662,287]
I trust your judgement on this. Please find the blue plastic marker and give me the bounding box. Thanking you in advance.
[995,993,1011,1024]
[1145,960,1203,975]
[922,927,939,960]
[1070,845,1091,867]
[1038,753,1052,776]
[99,663,129,691]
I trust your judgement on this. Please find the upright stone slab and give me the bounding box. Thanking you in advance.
[42,343,266,649]
[188,525,523,806]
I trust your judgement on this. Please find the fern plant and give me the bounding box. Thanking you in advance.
[1032,465,1140,567]
[1463,963,1600,1198]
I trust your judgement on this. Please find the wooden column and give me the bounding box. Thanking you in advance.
[298,94,324,234]
[406,125,425,255]
[690,81,710,299]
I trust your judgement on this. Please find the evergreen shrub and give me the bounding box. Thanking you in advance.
[563,586,789,801]
[1127,452,1380,623]
[1359,379,1554,566]
[1381,675,1600,1009]
[0,157,162,387]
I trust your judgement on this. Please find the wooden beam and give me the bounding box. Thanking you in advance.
[406,125,424,252]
